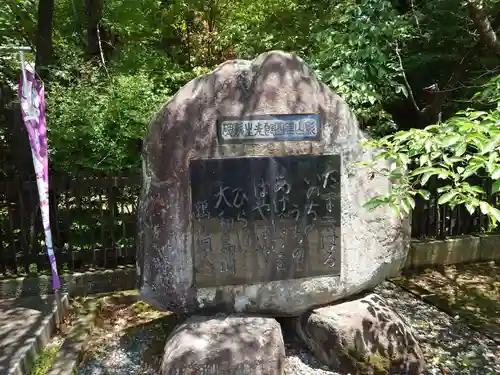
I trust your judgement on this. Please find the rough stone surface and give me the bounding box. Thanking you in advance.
[137,50,410,315]
[160,314,285,375]
[295,293,425,375]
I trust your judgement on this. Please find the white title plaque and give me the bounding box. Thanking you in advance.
[218,114,321,143]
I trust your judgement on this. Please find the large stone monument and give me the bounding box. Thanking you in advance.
[137,50,410,316]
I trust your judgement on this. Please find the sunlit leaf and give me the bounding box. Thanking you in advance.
[438,191,457,205]
[363,197,387,211]
[492,180,500,194]
[479,201,490,215]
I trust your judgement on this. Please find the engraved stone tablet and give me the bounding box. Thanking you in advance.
[137,51,410,316]
[190,155,341,288]
[217,114,321,143]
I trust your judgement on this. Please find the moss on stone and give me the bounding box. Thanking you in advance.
[367,354,391,372]
[341,345,391,375]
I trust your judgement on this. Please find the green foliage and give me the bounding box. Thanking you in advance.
[1,0,500,182]
[46,66,172,175]
[0,0,36,80]
[28,343,60,375]
[41,0,420,175]
[361,75,500,227]
[310,0,415,135]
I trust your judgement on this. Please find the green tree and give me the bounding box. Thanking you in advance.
[361,74,500,227]
[0,0,499,181]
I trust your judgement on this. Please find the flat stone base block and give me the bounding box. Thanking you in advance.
[160,314,285,375]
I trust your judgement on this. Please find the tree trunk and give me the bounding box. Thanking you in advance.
[418,41,482,126]
[35,0,55,79]
[417,8,500,126]
[85,0,104,58]
[467,1,500,56]
[84,0,115,64]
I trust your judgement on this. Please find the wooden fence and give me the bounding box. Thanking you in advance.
[0,176,140,276]
[411,175,498,238]
[0,175,497,276]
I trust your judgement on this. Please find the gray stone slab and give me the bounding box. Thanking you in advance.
[0,293,69,375]
[160,314,285,375]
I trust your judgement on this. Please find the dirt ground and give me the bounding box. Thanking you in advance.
[393,261,500,342]
[78,294,178,373]
[30,263,500,375]
[76,294,339,375]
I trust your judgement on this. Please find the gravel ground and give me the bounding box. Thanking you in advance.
[77,281,500,375]
[375,282,500,375]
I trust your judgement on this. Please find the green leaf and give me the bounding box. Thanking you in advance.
[480,139,498,154]
[488,206,500,224]
[390,202,401,217]
[419,154,429,166]
[400,197,411,214]
[411,166,442,176]
[441,134,461,147]
[389,172,404,181]
[363,197,387,211]
[479,201,490,215]
[438,171,452,179]
[469,185,485,194]
[424,139,433,153]
[492,167,500,180]
[465,202,476,215]
[492,180,500,194]
[445,156,463,164]
[437,185,452,193]
[396,85,408,98]
[398,153,409,166]
[430,151,442,160]
[403,196,416,209]
[416,189,431,200]
[421,172,434,185]
[455,142,467,156]
[438,191,458,205]
[462,164,482,179]
[393,131,412,142]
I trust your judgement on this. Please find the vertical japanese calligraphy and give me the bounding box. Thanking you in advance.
[190,154,341,287]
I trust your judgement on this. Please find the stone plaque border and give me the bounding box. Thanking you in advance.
[216,113,321,144]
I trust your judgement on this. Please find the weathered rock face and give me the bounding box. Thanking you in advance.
[137,50,410,315]
[160,314,285,375]
[295,293,425,375]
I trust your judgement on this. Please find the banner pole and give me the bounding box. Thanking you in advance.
[14,48,63,325]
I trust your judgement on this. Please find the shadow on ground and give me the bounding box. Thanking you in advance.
[0,277,65,375]
[77,296,182,375]
[392,262,500,343]
[375,281,500,374]
[76,296,331,375]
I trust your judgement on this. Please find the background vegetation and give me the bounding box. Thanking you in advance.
[0,0,499,220]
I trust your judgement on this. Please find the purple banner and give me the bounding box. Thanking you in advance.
[18,70,60,290]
